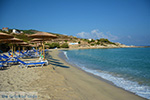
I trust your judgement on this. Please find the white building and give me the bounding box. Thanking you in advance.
[88,39,92,41]
[12,29,23,34]
[69,43,78,45]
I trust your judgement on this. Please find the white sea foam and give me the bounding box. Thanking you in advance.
[63,51,69,60]
[63,51,150,99]
[80,66,150,99]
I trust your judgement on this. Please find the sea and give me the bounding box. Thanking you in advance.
[61,48,150,99]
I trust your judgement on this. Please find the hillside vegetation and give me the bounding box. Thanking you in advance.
[0,29,124,52]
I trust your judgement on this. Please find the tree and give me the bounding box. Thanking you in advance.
[91,39,95,42]
[99,38,111,43]
[78,41,81,44]
[61,43,69,48]
[64,40,68,43]
[98,38,115,45]
[96,41,100,45]
[46,43,60,48]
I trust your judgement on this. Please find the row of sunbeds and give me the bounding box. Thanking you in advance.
[0,49,48,69]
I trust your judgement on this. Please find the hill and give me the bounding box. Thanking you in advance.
[0,28,131,51]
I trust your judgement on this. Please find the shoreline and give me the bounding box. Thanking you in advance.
[58,45,150,51]
[0,49,147,100]
[58,50,115,86]
[51,49,147,100]
[57,49,148,100]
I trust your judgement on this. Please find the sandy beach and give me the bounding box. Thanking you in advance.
[0,50,147,100]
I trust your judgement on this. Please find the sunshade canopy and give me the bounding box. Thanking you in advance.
[0,32,13,39]
[1,38,23,43]
[15,42,28,45]
[28,32,57,39]
[30,38,43,42]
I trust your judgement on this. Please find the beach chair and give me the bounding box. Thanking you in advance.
[0,58,9,67]
[0,56,7,69]
[0,54,18,66]
[8,51,12,56]
[15,57,46,68]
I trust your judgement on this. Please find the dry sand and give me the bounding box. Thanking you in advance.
[0,50,147,100]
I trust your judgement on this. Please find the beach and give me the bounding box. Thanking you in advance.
[0,50,147,100]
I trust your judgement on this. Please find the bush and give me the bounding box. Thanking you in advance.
[78,41,81,44]
[46,43,60,48]
[96,42,100,45]
[91,44,95,46]
[15,33,31,42]
[88,39,95,44]
[88,40,91,44]
[91,39,95,42]
[61,43,69,48]
[99,38,115,44]
[22,29,35,34]
[64,40,68,43]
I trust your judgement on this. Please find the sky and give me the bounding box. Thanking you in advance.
[0,0,150,46]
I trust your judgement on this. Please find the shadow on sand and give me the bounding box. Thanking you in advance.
[0,66,9,71]
[45,52,70,69]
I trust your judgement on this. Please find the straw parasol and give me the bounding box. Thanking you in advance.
[1,38,23,57]
[29,32,57,60]
[15,42,28,54]
[0,32,13,39]
[21,44,31,52]
[30,38,43,42]
[29,32,57,39]
[30,38,43,55]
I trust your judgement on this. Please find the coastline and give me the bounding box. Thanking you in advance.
[0,49,147,100]
[60,45,150,51]
[51,49,146,100]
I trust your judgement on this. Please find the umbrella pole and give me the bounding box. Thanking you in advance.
[19,46,20,55]
[40,42,42,58]
[14,46,15,56]
[43,41,45,60]
[23,47,24,52]
[36,43,37,55]
[12,45,13,57]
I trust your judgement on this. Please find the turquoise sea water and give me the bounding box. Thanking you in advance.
[62,48,150,99]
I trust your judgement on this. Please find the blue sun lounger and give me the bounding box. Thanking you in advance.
[0,59,8,68]
[15,57,46,68]
[0,54,19,66]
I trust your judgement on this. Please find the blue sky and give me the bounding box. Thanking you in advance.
[0,0,150,45]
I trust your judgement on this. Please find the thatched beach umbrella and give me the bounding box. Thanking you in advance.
[0,32,13,39]
[21,44,30,52]
[15,42,28,54]
[29,32,57,60]
[21,44,36,52]
[30,38,43,42]
[30,38,43,55]
[1,38,23,57]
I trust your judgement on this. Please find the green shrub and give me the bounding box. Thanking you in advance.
[91,44,95,46]
[64,40,68,42]
[15,33,31,42]
[61,43,69,48]
[91,39,95,42]
[88,39,95,44]
[46,43,60,48]
[78,41,81,44]
[99,38,115,44]
[88,40,91,44]
[96,42,100,45]
[22,29,35,34]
